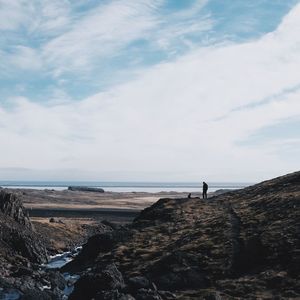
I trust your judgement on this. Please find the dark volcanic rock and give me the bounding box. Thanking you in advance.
[0,190,69,300]
[0,190,32,229]
[147,250,209,290]
[67,171,300,299]
[128,276,151,290]
[69,263,125,300]
[135,288,163,300]
[68,186,105,193]
[0,190,47,266]
[62,226,130,273]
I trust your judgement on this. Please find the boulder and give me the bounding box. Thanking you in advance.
[128,276,151,290]
[49,217,64,224]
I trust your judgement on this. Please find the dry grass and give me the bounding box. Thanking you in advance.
[32,217,100,253]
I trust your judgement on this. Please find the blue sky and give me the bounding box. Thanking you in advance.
[1,0,298,101]
[0,0,299,181]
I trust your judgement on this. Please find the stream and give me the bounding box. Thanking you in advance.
[46,246,82,299]
[0,246,82,300]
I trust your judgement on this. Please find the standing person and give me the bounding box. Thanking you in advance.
[202,182,208,199]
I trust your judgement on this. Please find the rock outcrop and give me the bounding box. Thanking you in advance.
[0,189,67,299]
[66,171,300,299]
[0,190,32,229]
[0,190,47,266]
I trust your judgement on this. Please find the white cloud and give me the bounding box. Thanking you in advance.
[0,2,300,181]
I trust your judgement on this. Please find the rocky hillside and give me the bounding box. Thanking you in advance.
[65,171,300,299]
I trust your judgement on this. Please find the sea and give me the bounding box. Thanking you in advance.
[0,181,253,193]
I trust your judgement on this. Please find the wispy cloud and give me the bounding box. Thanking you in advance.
[42,0,164,76]
[152,0,212,52]
[1,0,212,81]
[0,0,71,33]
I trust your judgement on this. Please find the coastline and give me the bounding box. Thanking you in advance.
[0,181,250,193]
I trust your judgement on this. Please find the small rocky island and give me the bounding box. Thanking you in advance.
[0,171,299,299]
[68,186,105,193]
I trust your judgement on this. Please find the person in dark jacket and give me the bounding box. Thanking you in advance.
[202,182,208,199]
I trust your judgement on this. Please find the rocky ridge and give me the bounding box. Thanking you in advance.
[65,171,300,299]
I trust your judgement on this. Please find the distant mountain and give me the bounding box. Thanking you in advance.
[65,171,300,299]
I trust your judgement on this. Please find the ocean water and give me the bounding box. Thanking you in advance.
[0,181,252,193]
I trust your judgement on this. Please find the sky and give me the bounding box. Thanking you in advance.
[0,0,300,182]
